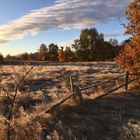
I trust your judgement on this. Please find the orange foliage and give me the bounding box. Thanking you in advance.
[58,47,64,62]
[116,0,140,73]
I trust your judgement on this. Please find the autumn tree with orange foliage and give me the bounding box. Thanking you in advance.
[58,47,64,62]
[116,0,140,73]
[58,47,75,62]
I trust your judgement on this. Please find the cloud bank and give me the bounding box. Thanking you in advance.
[0,0,130,43]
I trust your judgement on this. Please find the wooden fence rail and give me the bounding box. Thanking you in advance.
[45,71,139,113]
[80,74,126,91]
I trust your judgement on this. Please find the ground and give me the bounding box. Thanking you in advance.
[46,86,140,140]
[0,62,139,140]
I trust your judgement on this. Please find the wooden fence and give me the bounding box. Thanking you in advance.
[45,71,139,113]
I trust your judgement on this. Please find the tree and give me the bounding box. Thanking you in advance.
[109,39,119,47]
[72,39,86,61]
[48,43,58,61]
[63,47,75,61]
[58,47,64,62]
[79,28,103,61]
[19,53,29,60]
[28,52,39,61]
[38,44,47,61]
[72,28,99,61]
[104,41,116,60]
[116,0,140,73]
[5,54,11,60]
[72,28,114,61]
[0,53,4,62]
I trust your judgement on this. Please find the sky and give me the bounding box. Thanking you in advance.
[0,0,131,56]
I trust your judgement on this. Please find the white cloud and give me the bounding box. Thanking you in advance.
[104,30,124,38]
[0,0,130,43]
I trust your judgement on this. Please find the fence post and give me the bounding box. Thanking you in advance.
[74,86,84,104]
[125,71,129,91]
[70,76,74,92]
[69,76,83,103]
[70,76,76,101]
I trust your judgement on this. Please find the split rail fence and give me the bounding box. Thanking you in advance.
[45,71,139,113]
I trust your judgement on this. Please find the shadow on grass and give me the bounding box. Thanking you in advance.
[0,72,12,76]
[42,88,140,140]
[20,78,54,91]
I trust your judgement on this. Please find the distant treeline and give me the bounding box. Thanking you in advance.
[0,28,122,62]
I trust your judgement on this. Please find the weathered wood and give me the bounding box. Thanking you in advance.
[70,76,76,101]
[45,92,74,113]
[106,83,127,94]
[44,72,137,114]
[105,79,136,94]
[125,71,129,91]
[80,74,126,91]
[70,76,74,92]
[74,86,84,104]
[94,79,136,100]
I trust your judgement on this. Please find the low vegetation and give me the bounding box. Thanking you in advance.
[0,62,139,140]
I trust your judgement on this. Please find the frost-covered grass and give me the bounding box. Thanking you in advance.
[0,62,125,110]
[1,62,139,140]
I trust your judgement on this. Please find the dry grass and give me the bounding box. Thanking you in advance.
[42,87,140,140]
[0,62,139,140]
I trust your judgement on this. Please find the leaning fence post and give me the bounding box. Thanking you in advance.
[70,76,76,101]
[125,71,129,91]
[70,76,74,92]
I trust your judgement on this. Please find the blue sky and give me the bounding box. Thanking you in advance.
[0,0,130,56]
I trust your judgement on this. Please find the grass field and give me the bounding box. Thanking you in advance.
[0,62,139,140]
